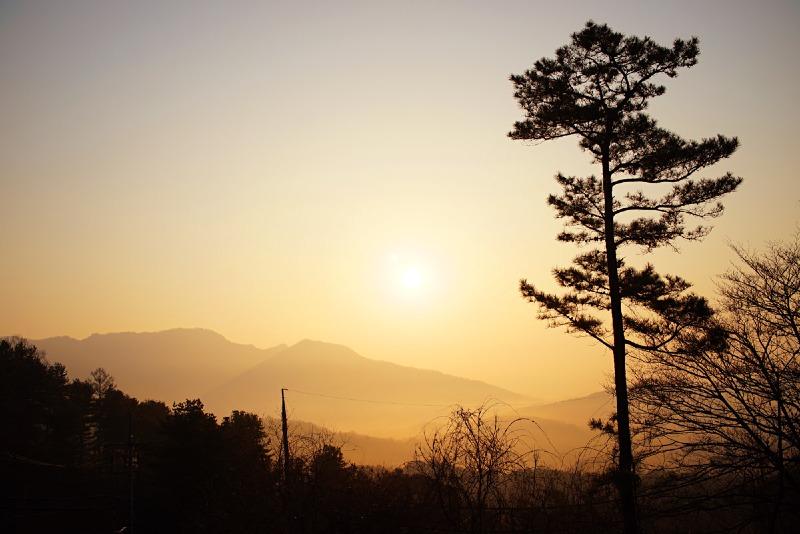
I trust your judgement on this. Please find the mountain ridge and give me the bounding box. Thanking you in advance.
[14,328,607,464]
[27,329,533,437]
[30,328,286,403]
[204,337,531,437]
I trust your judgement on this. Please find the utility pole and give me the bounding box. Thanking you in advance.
[281,388,290,482]
[128,411,135,534]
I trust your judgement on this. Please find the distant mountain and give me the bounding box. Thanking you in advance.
[33,329,286,403]
[26,329,611,465]
[264,417,417,467]
[204,339,531,438]
[503,391,614,464]
[266,413,599,468]
[520,391,614,428]
[30,329,532,439]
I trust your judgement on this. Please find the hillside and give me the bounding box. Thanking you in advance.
[33,328,286,403]
[22,329,615,465]
[31,329,534,438]
[520,391,614,428]
[507,392,615,465]
[204,339,531,437]
[265,417,417,467]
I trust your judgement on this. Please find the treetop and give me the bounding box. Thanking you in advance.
[509,21,700,143]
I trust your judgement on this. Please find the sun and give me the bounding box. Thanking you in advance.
[402,266,423,290]
[386,252,431,298]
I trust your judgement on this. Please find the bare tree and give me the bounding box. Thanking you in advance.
[415,403,533,533]
[264,417,345,475]
[631,235,800,529]
[88,367,116,400]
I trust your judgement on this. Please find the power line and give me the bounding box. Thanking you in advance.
[284,388,453,408]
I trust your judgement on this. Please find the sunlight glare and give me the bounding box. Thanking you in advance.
[402,266,423,290]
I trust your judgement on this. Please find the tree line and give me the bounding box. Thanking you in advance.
[0,336,626,533]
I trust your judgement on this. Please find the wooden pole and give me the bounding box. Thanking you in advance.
[281,388,290,482]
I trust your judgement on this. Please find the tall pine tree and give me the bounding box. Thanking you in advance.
[509,22,741,533]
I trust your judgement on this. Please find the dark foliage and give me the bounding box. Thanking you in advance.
[2,336,796,532]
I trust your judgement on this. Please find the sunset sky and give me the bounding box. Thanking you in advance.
[2,0,798,400]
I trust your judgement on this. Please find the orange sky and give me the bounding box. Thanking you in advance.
[2,0,799,400]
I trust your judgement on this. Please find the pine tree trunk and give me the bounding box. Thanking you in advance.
[601,139,639,534]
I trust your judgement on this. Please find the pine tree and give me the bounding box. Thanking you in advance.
[508,21,741,533]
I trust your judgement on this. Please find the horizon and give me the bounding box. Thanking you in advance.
[26,326,565,399]
[27,328,613,446]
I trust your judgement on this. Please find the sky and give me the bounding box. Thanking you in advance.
[1,0,799,401]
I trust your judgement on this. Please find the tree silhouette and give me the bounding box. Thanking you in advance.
[508,21,741,533]
[0,338,76,464]
[631,236,800,530]
[416,403,528,534]
[88,367,116,401]
[153,399,226,532]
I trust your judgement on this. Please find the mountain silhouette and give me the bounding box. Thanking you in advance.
[32,328,286,403]
[31,329,532,437]
[28,329,610,463]
[205,338,532,437]
[519,391,613,428]
[508,391,615,464]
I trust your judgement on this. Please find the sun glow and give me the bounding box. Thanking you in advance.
[402,266,423,289]
[386,251,431,298]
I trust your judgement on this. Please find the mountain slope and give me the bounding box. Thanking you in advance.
[204,339,531,437]
[264,417,417,467]
[31,329,532,439]
[26,329,609,464]
[33,328,287,403]
[502,391,614,464]
[520,391,613,428]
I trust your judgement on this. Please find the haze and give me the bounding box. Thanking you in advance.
[2,0,799,400]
